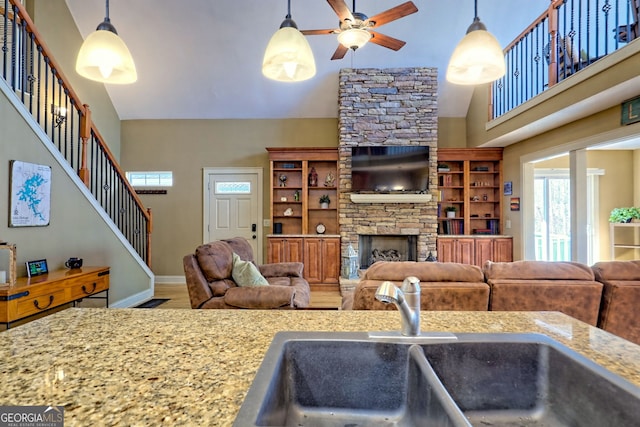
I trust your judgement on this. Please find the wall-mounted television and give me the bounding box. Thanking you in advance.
[351,145,430,193]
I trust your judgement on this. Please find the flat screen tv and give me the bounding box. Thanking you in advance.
[351,146,430,193]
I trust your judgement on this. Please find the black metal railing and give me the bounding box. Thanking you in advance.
[1,0,152,265]
[492,0,639,119]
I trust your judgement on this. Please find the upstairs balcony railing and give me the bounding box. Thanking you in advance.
[1,0,152,265]
[492,0,639,119]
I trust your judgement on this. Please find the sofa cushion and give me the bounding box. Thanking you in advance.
[224,286,294,309]
[484,260,595,281]
[209,279,235,297]
[364,261,485,283]
[231,253,269,287]
[195,241,234,282]
[223,237,256,263]
[592,260,640,281]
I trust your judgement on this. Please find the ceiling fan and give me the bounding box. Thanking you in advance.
[301,0,418,60]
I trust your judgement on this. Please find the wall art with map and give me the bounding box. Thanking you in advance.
[9,160,52,227]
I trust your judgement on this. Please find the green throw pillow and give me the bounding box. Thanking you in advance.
[231,253,269,287]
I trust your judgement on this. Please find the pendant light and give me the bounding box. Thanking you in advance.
[446,0,505,85]
[262,0,316,82]
[75,0,137,84]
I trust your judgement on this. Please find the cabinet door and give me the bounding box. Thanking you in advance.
[493,238,513,262]
[457,238,475,265]
[437,239,456,263]
[475,238,493,267]
[268,238,303,263]
[303,239,323,283]
[321,238,341,284]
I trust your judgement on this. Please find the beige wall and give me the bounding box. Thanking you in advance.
[30,0,122,158]
[120,119,338,276]
[437,117,467,148]
[0,86,151,305]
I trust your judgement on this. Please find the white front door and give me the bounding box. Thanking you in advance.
[203,168,263,261]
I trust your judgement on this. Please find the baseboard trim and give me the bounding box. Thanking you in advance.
[111,288,154,308]
[155,275,186,284]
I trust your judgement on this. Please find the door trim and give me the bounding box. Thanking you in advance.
[202,167,264,262]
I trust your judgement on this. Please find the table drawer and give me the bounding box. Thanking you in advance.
[15,289,67,318]
[68,275,109,300]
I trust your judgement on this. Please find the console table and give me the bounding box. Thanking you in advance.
[0,266,109,328]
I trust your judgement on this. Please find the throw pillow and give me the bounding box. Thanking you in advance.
[231,253,269,287]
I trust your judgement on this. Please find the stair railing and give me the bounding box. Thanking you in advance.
[1,0,152,265]
[491,0,639,120]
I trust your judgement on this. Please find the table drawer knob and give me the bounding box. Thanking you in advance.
[34,295,54,310]
[82,282,97,294]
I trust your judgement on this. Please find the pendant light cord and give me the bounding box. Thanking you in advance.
[474,0,478,19]
[286,0,291,19]
[105,0,110,21]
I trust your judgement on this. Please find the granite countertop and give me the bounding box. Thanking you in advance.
[1,309,639,426]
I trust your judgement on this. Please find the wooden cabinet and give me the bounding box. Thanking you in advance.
[437,237,512,266]
[267,237,303,263]
[303,237,340,284]
[438,148,503,236]
[266,148,340,289]
[0,266,110,328]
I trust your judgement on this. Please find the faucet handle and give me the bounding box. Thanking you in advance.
[402,276,421,293]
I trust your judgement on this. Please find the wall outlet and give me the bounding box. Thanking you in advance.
[506,219,511,229]
[263,219,271,227]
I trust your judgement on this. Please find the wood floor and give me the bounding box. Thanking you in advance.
[153,283,344,309]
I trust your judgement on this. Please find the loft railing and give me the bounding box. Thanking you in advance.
[1,0,152,265]
[491,0,639,119]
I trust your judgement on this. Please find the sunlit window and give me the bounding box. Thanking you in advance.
[126,171,173,187]
[215,182,251,194]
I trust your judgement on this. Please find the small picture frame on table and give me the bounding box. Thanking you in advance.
[26,259,48,278]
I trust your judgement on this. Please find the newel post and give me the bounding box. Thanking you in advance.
[547,0,562,87]
[79,104,91,186]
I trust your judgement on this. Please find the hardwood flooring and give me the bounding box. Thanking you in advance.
[153,283,343,309]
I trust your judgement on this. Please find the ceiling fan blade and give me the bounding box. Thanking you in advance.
[301,29,337,36]
[331,44,349,60]
[327,0,354,23]
[369,31,406,51]
[366,1,418,28]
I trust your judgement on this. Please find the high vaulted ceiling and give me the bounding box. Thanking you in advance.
[64,0,550,120]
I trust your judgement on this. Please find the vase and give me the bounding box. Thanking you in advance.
[320,202,329,209]
[446,211,456,218]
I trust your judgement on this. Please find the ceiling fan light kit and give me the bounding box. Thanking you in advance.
[337,28,372,50]
[446,0,506,85]
[75,0,137,84]
[262,0,316,82]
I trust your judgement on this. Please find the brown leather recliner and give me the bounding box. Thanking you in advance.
[483,260,603,325]
[183,237,310,309]
[592,260,640,345]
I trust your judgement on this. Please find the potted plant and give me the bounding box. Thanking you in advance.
[437,163,450,172]
[609,207,640,223]
[444,206,457,218]
[319,194,331,209]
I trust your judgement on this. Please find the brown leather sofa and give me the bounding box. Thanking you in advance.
[483,260,603,325]
[183,237,310,309]
[591,260,640,345]
[341,261,490,311]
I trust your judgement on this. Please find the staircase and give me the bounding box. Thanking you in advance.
[1,0,152,265]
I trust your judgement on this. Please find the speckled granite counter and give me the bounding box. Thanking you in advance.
[1,308,639,426]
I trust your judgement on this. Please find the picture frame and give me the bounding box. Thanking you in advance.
[504,181,513,196]
[9,160,52,227]
[26,259,48,278]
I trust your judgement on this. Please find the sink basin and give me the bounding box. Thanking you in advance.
[234,332,640,427]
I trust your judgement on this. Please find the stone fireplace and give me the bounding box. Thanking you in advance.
[338,67,439,277]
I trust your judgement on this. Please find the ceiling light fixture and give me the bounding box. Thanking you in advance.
[337,27,372,51]
[75,0,137,84]
[262,0,316,82]
[446,0,506,85]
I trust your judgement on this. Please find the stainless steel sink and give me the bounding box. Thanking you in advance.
[233,332,640,427]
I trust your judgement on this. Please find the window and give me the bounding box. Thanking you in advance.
[126,171,173,187]
[215,182,251,194]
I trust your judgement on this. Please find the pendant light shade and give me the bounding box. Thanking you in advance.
[337,28,372,51]
[446,1,505,85]
[76,0,137,84]
[262,0,316,82]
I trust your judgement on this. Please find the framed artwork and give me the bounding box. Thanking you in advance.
[26,259,48,277]
[510,197,521,211]
[504,181,513,196]
[9,160,52,227]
